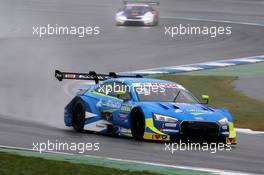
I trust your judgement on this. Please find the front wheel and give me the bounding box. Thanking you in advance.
[153,16,159,26]
[131,108,145,140]
[72,102,85,132]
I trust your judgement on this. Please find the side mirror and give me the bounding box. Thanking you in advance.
[201,95,209,104]
[116,90,126,96]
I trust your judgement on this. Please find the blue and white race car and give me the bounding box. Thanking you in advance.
[55,70,236,144]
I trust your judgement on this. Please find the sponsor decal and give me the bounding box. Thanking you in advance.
[194,117,204,120]
[189,110,213,115]
[131,13,139,16]
[96,124,106,128]
[152,134,168,141]
[222,125,228,130]
[65,74,76,79]
[161,129,179,133]
[132,83,185,90]
[118,113,128,119]
[97,100,121,109]
[102,101,120,108]
[78,75,106,79]
[120,105,131,112]
[119,127,131,134]
[222,131,229,135]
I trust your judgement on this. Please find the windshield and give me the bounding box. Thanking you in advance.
[135,86,199,103]
[124,6,151,15]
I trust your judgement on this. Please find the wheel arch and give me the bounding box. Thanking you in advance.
[64,95,92,126]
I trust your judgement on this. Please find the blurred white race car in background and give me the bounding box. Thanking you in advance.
[116,1,159,26]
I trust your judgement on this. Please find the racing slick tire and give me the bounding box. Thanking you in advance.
[72,102,85,132]
[217,136,227,144]
[131,108,145,140]
[153,17,159,26]
[116,22,122,26]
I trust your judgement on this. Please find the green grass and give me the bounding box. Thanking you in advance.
[0,148,208,175]
[157,75,264,130]
[0,152,163,175]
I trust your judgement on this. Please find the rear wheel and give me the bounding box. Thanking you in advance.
[72,102,85,132]
[131,108,145,140]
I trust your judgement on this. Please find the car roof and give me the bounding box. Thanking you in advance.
[103,78,179,86]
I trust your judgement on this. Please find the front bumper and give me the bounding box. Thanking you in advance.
[116,18,154,26]
[143,118,237,143]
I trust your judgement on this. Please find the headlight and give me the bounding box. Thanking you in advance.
[218,117,228,125]
[153,114,178,123]
[116,15,127,21]
[116,12,126,21]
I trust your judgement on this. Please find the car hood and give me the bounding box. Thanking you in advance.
[140,102,226,122]
[124,11,146,17]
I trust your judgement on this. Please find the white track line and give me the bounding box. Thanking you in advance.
[235,128,264,135]
[122,55,264,74]
[0,145,256,175]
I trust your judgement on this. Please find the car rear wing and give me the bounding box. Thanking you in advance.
[124,1,160,5]
[55,70,142,84]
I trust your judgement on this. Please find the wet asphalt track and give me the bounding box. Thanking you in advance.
[0,0,264,174]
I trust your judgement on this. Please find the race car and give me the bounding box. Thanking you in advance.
[115,1,159,26]
[55,70,236,144]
